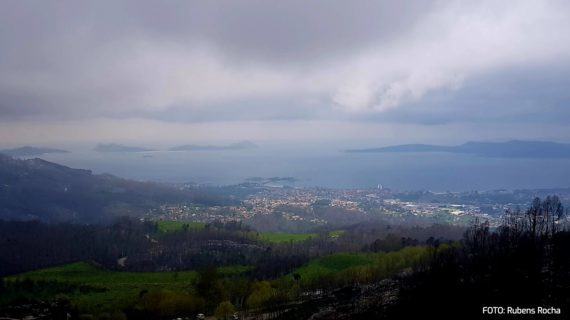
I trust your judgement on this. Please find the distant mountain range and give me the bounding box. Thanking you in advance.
[170,141,258,151]
[0,146,69,157]
[346,140,570,158]
[94,143,153,153]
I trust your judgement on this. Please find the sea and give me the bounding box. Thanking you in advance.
[39,145,570,192]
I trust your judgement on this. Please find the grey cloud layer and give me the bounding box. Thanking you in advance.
[1,0,569,123]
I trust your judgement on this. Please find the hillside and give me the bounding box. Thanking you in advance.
[0,146,69,157]
[0,155,227,223]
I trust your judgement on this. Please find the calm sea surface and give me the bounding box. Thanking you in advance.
[40,147,570,192]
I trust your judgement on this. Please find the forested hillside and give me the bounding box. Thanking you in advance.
[0,155,233,223]
[1,198,566,319]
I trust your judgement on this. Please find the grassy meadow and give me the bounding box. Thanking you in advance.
[7,262,248,313]
[258,232,317,243]
[155,220,206,233]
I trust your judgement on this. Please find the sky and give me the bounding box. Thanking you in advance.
[1,0,570,148]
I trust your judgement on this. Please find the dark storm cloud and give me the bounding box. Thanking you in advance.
[2,0,429,61]
[0,0,569,124]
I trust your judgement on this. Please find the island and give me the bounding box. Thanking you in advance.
[346,140,570,158]
[169,141,258,151]
[0,146,69,157]
[94,143,153,153]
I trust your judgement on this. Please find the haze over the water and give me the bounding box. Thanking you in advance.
[35,145,568,192]
[1,0,570,190]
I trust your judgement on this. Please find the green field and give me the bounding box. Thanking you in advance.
[259,232,317,243]
[328,230,345,238]
[294,253,380,279]
[258,230,345,243]
[156,220,205,233]
[292,246,430,287]
[8,262,247,313]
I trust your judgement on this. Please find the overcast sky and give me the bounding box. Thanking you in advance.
[1,0,569,147]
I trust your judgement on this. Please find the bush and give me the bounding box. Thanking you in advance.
[214,301,235,320]
[138,290,205,318]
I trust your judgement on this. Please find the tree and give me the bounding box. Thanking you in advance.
[138,290,205,318]
[246,281,275,310]
[214,301,235,320]
[196,267,226,311]
[504,196,566,240]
